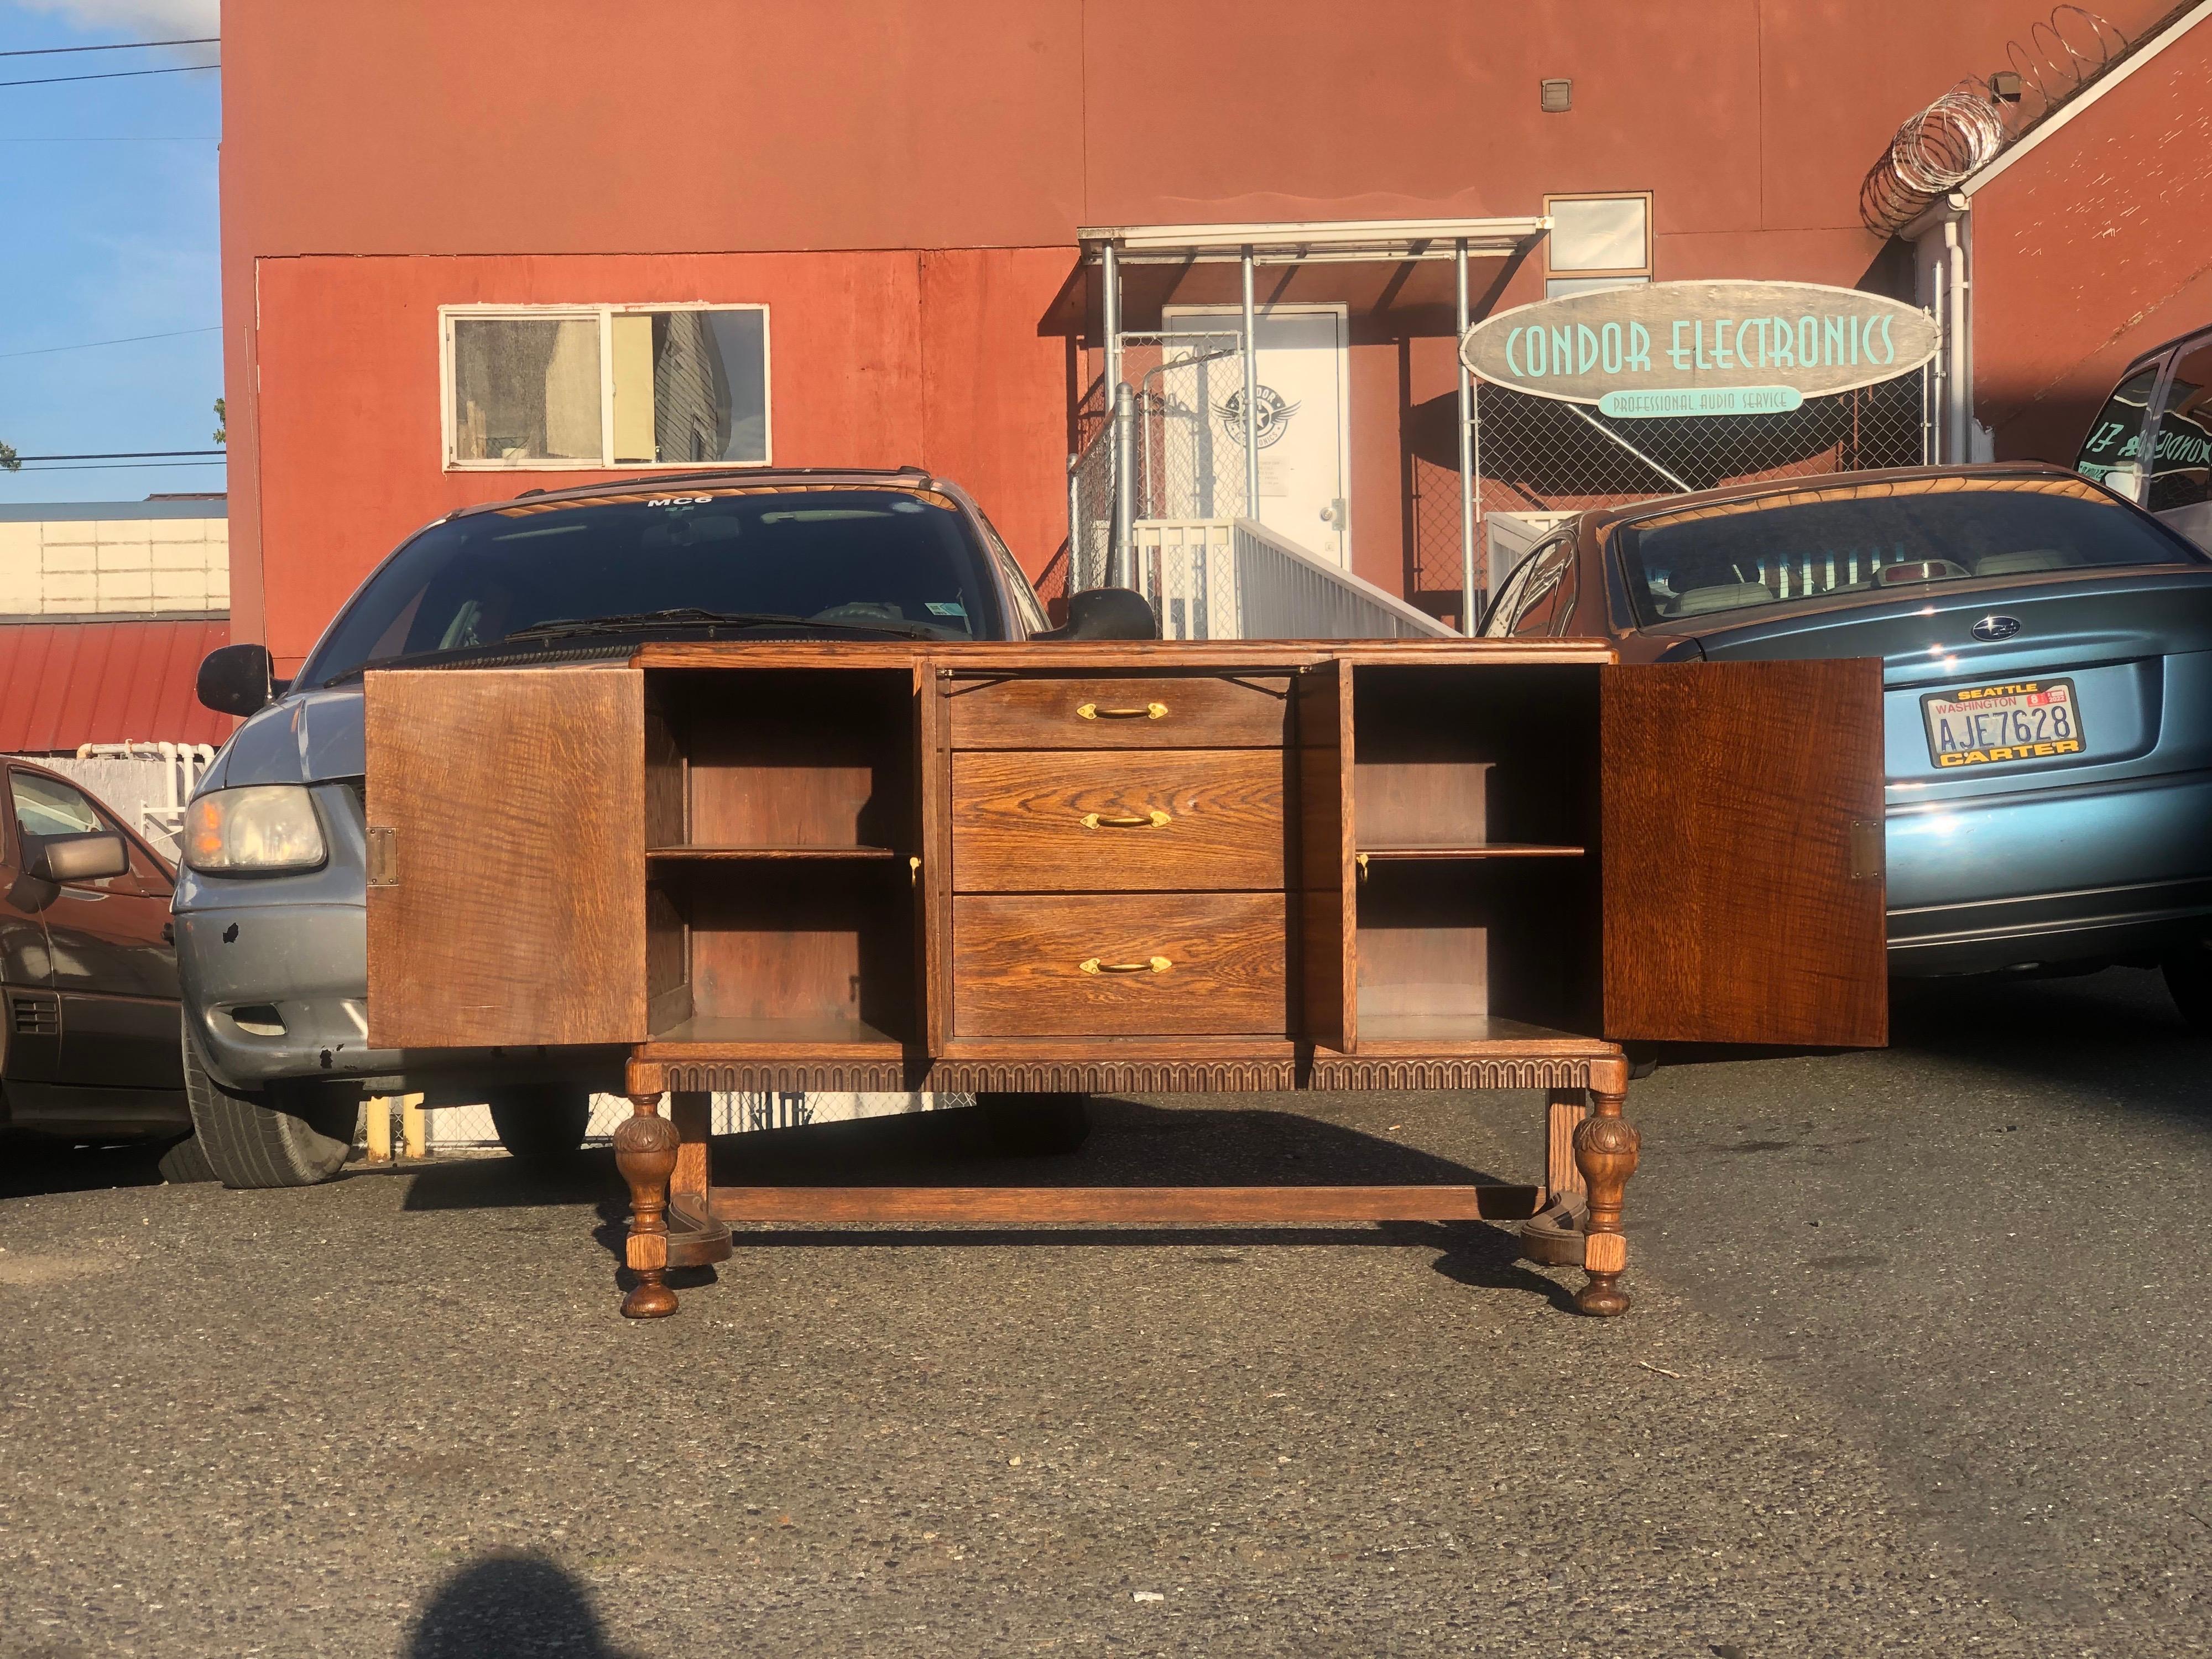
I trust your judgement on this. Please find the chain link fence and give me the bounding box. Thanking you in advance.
[1410,368,1933,610]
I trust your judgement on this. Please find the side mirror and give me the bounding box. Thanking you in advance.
[197,642,277,716]
[27,831,129,884]
[1032,587,1160,642]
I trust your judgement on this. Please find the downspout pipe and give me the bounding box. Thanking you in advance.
[1944,213,1970,463]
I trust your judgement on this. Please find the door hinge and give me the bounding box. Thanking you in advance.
[1849,819,1884,884]
[366,825,399,888]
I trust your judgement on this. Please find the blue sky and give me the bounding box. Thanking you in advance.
[0,0,222,505]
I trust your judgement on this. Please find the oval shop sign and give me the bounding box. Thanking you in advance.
[1460,280,1939,416]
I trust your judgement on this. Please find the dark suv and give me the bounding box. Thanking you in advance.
[177,469,1073,1186]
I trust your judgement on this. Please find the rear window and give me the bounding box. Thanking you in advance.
[1613,475,2203,627]
[298,486,1003,687]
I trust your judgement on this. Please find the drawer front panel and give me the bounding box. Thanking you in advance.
[953,893,1287,1036]
[951,749,1286,892]
[948,675,1290,750]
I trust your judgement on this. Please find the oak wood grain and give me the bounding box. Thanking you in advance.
[952,892,1287,1036]
[1293,662,1354,1050]
[365,667,643,1047]
[1601,659,1887,1047]
[946,674,1291,749]
[950,749,1286,892]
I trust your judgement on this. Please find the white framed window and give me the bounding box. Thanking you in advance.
[440,303,771,470]
[1543,193,1652,299]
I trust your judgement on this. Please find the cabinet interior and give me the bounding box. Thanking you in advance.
[644,669,916,1046]
[1347,665,1603,1042]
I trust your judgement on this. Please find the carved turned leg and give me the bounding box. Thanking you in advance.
[615,1091,682,1319]
[1572,1063,1640,1318]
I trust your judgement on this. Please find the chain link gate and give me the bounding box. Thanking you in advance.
[1068,332,1254,599]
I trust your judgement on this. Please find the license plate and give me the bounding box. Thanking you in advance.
[1921,677,2086,770]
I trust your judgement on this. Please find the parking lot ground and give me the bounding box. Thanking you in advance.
[3,967,2209,1658]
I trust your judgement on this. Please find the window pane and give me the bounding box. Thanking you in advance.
[1548,197,1647,273]
[2149,342,2212,518]
[607,309,770,465]
[451,317,602,462]
[2075,367,2157,489]
[12,771,103,837]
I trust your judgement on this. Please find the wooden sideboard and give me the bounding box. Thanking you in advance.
[363,640,1887,1318]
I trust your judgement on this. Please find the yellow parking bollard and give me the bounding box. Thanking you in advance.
[401,1094,426,1160]
[364,1094,393,1163]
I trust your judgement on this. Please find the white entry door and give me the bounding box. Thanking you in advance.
[1162,305,1350,565]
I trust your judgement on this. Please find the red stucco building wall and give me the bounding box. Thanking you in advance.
[221,0,2181,669]
[1969,17,2212,463]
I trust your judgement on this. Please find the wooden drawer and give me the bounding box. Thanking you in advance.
[951,749,1285,892]
[948,674,1290,749]
[953,893,1287,1036]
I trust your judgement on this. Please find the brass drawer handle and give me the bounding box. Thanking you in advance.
[1077,702,1168,721]
[1080,956,1173,975]
[1081,809,1171,830]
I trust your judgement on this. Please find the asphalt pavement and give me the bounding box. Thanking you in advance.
[2,966,2208,1657]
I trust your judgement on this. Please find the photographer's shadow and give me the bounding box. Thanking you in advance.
[407,1553,633,1659]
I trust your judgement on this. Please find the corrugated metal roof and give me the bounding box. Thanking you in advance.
[0,618,232,752]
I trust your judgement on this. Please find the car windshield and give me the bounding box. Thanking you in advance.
[296,486,1003,687]
[1613,476,2204,627]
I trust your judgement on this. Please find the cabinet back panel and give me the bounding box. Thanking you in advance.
[1354,761,1491,849]
[1352,665,1599,849]
[676,866,913,1037]
[659,670,914,849]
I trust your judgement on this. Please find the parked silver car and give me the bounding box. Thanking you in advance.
[175,469,1094,1187]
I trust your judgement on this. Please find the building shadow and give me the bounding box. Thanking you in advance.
[406,1552,632,1659]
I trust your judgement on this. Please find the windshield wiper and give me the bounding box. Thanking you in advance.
[504,607,943,642]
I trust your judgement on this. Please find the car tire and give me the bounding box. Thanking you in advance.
[2164,941,2212,1034]
[182,1028,357,1188]
[155,1131,216,1184]
[487,1087,593,1164]
[975,1092,1092,1156]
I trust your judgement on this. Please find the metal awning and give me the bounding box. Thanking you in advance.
[1081,218,1545,625]
[1079,215,1550,265]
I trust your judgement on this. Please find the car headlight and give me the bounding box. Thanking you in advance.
[184,785,327,873]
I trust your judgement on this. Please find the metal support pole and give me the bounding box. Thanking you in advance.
[1111,380,1135,589]
[1066,452,1082,593]
[1455,237,1476,635]
[1102,239,1123,417]
[1240,246,1260,519]
[1944,216,1970,462]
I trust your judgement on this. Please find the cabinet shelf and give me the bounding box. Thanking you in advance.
[647,845,901,862]
[1357,843,1585,861]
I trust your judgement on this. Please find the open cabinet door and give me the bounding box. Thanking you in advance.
[1601,660,1886,1047]
[366,667,646,1048]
